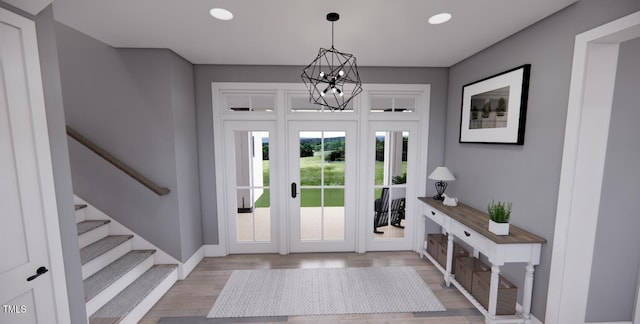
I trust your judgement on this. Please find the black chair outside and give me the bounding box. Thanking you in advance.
[374,187,405,234]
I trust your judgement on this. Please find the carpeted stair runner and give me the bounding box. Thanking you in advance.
[90,264,178,323]
[81,235,133,265]
[84,250,156,302]
[77,220,111,235]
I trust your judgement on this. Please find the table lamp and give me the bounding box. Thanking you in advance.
[428,167,455,200]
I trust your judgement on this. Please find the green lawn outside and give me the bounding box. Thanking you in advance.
[255,154,407,208]
[254,188,344,207]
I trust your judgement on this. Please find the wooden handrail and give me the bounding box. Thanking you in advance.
[66,126,170,196]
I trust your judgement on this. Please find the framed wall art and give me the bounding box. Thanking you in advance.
[459,64,531,145]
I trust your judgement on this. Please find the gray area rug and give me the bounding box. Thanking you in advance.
[207,266,445,318]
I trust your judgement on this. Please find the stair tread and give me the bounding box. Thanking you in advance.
[75,204,88,211]
[77,220,111,235]
[90,264,178,320]
[80,235,133,265]
[84,250,156,302]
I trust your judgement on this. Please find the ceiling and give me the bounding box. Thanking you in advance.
[50,0,577,67]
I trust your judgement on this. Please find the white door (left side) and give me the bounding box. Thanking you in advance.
[223,121,279,254]
[0,8,70,324]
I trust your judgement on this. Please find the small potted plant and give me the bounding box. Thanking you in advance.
[487,200,512,235]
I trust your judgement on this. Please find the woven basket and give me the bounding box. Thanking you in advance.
[471,271,517,315]
[454,257,490,293]
[436,241,469,273]
[426,234,446,260]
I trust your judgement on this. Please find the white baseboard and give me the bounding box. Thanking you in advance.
[586,322,632,324]
[516,303,543,324]
[178,246,203,279]
[203,244,227,257]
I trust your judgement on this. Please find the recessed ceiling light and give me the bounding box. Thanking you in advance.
[429,13,452,25]
[210,8,233,21]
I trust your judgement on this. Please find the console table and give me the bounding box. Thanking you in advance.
[418,197,546,324]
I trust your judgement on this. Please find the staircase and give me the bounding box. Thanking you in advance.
[75,200,179,324]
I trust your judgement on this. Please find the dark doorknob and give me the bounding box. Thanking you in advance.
[26,266,48,282]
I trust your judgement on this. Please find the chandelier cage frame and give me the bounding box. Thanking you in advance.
[301,12,363,111]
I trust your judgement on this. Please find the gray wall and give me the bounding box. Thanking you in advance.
[170,54,203,260]
[444,0,640,320]
[0,2,87,322]
[194,65,448,244]
[586,37,640,322]
[56,24,201,262]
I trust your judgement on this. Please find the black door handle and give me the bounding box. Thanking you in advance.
[291,182,297,198]
[464,231,471,237]
[26,266,48,282]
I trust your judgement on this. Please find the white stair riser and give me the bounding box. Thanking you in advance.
[78,225,109,249]
[118,268,178,324]
[82,241,132,280]
[76,208,87,223]
[85,256,154,316]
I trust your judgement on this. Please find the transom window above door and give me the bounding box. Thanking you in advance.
[370,95,417,113]
[289,94,354,113]
[224,93,276,113]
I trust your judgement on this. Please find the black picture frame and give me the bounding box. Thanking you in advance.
[459,64,530,145]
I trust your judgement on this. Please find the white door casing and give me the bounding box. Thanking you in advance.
[210,83,430,256]
[0,7,70,324]
[545,10,640,324]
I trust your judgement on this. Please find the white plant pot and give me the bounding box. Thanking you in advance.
[489,220,510,235]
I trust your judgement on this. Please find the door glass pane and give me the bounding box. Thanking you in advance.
[373,131,408,239]
[299,131,346,241]
[370,95,416,113]
[300,189,322,240]
[235,131,271,242]
[226,94,275,112]
[290,95,354,112]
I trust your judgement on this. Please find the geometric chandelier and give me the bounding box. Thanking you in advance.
[301,12,363,111]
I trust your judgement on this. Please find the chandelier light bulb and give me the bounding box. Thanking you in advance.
[338,70,345,77]
[320,72,326,78]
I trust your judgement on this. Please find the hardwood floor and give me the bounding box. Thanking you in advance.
[140,252,485,323]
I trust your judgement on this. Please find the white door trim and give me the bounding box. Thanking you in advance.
[211,82,430,256]
[545,10,640,324]
[0,7,70,323]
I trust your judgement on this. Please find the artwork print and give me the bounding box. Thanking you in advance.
[459,65,530,144]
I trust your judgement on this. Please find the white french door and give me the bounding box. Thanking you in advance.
[366,121,420,251]
[223,121,279,253]
[212,83,430,255]
[288,121,357,252]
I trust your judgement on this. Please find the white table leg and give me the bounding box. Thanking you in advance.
[522,263,535,321]
[488,265,500,319]
[445,233,454,287]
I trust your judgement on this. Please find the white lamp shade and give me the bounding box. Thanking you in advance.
[428,167,455,181]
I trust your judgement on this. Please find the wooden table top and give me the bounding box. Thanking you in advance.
[418,197,546,245]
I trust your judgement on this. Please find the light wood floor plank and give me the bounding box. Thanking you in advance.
[141,252,484,323]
